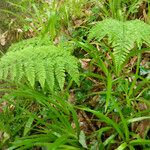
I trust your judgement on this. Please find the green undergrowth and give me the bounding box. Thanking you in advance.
[0,0,150,150]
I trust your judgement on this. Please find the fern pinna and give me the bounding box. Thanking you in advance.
[0,37,79,91]
[88,19,150,75]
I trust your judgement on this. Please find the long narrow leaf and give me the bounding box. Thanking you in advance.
[79,107,124,139]
[130,139,150,146]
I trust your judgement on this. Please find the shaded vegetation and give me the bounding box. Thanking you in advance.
[0,0,150,149]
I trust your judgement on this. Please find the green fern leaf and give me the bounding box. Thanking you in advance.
[55,57,66,91]
[35,60,46,89]
[8,35,52,52]
[24,60,35,88]
[0,68,3,79]
[15,63,24,82]
[10,64,17,81]
[45,61,55,91]
[3,65,9,79]
[88,19,150,74]
[0,36,79,91]
[65,56,79,85]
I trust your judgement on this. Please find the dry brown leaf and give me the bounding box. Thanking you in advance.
[136,120,150,138]
[0,31,8,46]
[79,58,91,70]
[89,95,99,107]
[68,90,76,104]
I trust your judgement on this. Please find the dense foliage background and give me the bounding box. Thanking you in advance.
[0,0,150,149]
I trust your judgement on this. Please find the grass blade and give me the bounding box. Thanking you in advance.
[116,142,128,150]
[79,107,124,140]
[23,116,34,136]
[130,139,150,146]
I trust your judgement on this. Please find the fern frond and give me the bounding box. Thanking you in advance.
[35,60,46,89]
[0,37,79,91]
[15,63,24,82]
[64,56,79,85]
[45,61,55,91]
[88,19,150,74]
[24,60,36,88]
[8,35,53,52]
[55,57,66,91]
